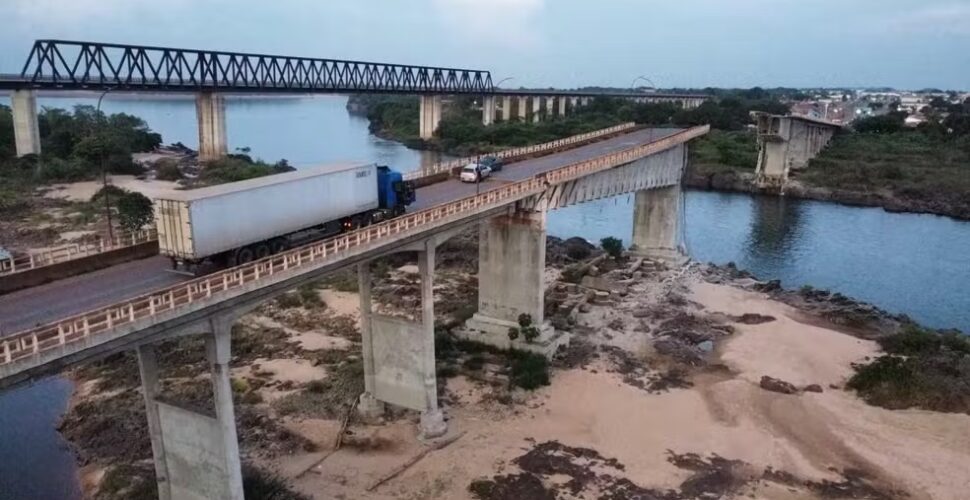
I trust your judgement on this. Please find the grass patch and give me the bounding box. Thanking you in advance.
[848,325,970,413]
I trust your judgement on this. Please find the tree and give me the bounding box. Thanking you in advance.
[601,236,624,259]
[853,113,906,134]
[116,191,154,232]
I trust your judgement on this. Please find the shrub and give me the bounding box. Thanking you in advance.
[116,191,154,232]
[848,325,970,413]
[508,350,550,390]
[601,236,624,259]
[154,158,184,181]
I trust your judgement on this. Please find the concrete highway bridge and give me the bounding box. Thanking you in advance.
[0,121,708,498]
[1,40,709,153]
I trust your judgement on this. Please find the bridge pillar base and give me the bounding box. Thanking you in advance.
[196,92,228,162]
[419,95,442,140]
[12,90,41,157]
[517,96,528,121]
[557,96,567,116]
[532,96,542,123]
[501,96,511,121]
[630,185,688,264]
[461,209,570,358]
[419,408,448,440]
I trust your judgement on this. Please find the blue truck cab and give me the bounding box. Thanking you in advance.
[376,165,416,215]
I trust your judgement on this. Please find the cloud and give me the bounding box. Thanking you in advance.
[884,4,970,36]
[432,0,545,49]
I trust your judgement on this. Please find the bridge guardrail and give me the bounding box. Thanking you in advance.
[0,229,157,277]
[402,122,636,181]
[0,125,709,369]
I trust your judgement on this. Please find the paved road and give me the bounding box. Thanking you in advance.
[0,127,680,335]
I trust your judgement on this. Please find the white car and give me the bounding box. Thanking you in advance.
[459,163,491,183]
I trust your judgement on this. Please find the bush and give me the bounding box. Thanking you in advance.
[848,325,970,413]
[116,191,154,232]
[508,350,550,390]
[601,236,624,259]
[154,158,184,181]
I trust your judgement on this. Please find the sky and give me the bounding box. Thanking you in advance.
[0,0,968,90]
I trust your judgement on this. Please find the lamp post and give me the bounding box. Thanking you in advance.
[96,88,115,242]
[630,75,656,92]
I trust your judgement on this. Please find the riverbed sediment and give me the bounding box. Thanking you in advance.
[59,229,970,499]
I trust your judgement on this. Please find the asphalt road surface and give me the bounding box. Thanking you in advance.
[0,127,680,335]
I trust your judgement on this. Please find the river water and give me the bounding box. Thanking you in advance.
[1,95,968,499]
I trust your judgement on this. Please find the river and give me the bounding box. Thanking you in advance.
[1,95,968,499]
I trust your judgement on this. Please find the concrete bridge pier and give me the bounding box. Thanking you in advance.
[137,318,244,500]
[196,92,228,162]
[545,96,554,118]
[482,95,496,126]
[631,184,687,263]
[557,97,567,116]
[517,96,528,121]
[464,206,567,357]
[531,96,542,123]
[501,96,511,121]
[11,90,41,157]
[356,240,447,439]
[419,95,442,140]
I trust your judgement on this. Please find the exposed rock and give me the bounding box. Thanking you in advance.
[697,340,714,353]
[731,313,776,325]
[803,384,824,393]
[759,376,798,395]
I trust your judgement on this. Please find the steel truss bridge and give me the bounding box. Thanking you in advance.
[0,40,494,94]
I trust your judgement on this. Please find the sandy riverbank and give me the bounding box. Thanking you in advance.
[60,234,969,499]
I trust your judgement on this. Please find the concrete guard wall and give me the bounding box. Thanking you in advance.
[0,241,159,296]
[371,314,426,411]
[157,401,233,500]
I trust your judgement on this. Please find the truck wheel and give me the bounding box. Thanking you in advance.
[271,240,288,254]
[236,247,255,265]
[255,243,271,260]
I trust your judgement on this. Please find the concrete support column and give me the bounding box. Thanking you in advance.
[517,96,528,121]
[464,208,565,356]
[138,344,171,500]
[532,96,541,123]
[196,92,228,162]
[11,90,41,157]
[570,97,579,110]
[581,97,590,106]
[357,263,385,419]
[417,243,447,438]
[631,184,686,263]
[206,322,245,499]
[557,96,567,116]
[545,96,554,117]
[419,95,442,140]
[482,95,496,126]
[501,96,511,121]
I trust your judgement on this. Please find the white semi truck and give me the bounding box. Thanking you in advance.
[153,162,415,273]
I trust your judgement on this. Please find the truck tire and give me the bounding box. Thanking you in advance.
[235,246,256,265]
[270,239,288,254]
[255,243,271,260]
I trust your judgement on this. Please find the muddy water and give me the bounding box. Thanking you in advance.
[1,95,968,498]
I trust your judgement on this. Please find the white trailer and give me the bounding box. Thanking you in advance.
[154,162,380,270]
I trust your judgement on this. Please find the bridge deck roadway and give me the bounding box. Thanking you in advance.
[0,127,680,336]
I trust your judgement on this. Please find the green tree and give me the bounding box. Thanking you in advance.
[116,191,154,232]
[601,236,624,259]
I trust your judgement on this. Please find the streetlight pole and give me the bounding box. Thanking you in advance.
[630,75,656,92]
[96,88,115,242]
